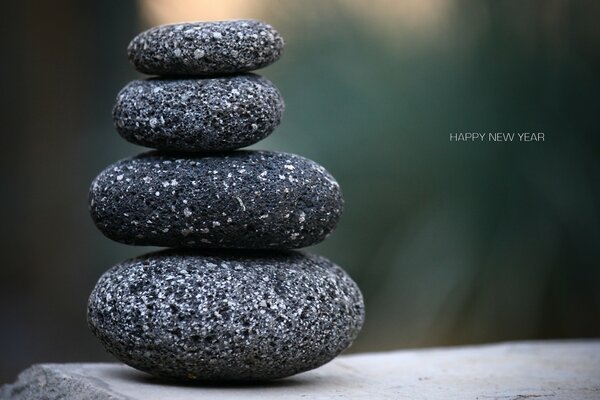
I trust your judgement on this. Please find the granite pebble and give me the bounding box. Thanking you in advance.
[113,74,284,152]
[87,249,364,381]
[128,20,284,76]
[89,151,343,249]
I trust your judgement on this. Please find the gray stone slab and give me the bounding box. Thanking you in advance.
[2,340,599,399]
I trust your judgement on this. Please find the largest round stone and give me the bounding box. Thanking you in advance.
[89,151,343,249]
[87,250,365,381]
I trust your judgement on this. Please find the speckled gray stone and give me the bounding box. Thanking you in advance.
[128,20,284,76]
[113,74,284,152]
[89,151,343,249]
[87,249,364,381]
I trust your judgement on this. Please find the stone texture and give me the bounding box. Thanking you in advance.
[87,249,364,381]
[128,20,284,76]
[2,341,599,399]
[113,74,284,152]
[89,151,343,249]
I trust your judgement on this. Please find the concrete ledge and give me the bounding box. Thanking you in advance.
[2,340,599,399]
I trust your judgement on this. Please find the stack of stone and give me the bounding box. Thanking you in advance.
[87,20,364,382]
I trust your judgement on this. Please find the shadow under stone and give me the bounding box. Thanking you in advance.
[105,366,318,390]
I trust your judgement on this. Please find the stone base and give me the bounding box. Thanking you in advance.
[2,340,599,399]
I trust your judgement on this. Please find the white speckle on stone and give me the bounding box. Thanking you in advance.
[173,48,182,57]
[284,164,295,170]
[116,175,124,181]
[212,32,222,39]
[236,197,246,211]
[155,191,160,196]
[193,49,205,59]
[183,208,192,217]
[149,118,158,128]
[212,221,221,227]
[299,211,306,223]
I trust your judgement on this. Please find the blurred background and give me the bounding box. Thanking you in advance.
[1,0,599,384]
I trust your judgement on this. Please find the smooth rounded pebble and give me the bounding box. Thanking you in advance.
[87,249,365,381]
[128,20,284,76]
[89,151,343,249]
[113,74,284,152]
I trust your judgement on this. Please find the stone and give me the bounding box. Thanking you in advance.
[86,249,364,381]
[3,341,599,399]
[89,151,343,249]
[113,74,284,152]
[128,20,284,76]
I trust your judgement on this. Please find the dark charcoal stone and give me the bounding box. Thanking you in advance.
[113,74,284,152]
[89,151,343,249]
[128,20,284,76]
[87,249,365,381]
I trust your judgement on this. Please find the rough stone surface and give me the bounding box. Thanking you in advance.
[113,74,284,152]
[2,341,599,399]
[86,249,364,381]
[128,20,284,76]
[89,151,343,249]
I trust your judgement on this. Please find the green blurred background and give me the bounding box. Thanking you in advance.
[1,0,599,384]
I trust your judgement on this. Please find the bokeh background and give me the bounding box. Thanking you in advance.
[1,0,599,384]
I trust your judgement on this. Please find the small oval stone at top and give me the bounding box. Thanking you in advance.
[128,20,284,76]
